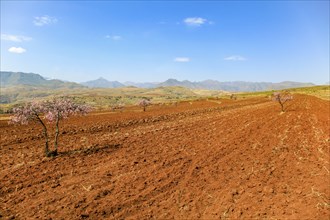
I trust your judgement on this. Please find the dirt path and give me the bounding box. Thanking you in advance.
[1,95,329,219]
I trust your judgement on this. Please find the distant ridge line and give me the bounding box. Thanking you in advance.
[1,71,315,92]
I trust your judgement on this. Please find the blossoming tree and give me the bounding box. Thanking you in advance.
[138,99,151,112]
[272,91,293,112]
[11,97,91,157]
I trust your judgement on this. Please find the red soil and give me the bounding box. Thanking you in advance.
[1,95,329,219]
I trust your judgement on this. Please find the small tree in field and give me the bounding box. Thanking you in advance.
[110,102,125,112]
[138,99,151,112]
[11,97,91,157]
[272,91,293,112]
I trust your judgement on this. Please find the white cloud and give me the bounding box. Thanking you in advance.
[106,35,122,40]
[1,34,32,42]
[8,47,26,54]
[112,35,122,40]
[184,17,207,27]
[224,55,247,61]
[33,15,57,26]
[174,57,190,62]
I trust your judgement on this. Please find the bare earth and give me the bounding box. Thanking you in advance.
[1,95,329,219]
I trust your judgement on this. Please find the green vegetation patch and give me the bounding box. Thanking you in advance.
[287,85,330,100]
[234,85,329,100]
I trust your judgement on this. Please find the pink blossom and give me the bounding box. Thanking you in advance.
[272,91,293,112]
[10,97,91,157]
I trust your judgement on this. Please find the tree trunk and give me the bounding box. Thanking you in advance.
[54,112,60,154]
[35,114,49,156]
[279,101,285,112]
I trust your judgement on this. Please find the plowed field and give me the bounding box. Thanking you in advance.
[1,95,329,219]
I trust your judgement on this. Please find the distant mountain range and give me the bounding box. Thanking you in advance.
[157,79,315,92]
[1,71,316,92]
[123,81,159,89]
[83,77,315,92]
[1,71,84,89]
[81,77,124,88]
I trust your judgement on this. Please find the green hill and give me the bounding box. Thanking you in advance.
[0,71,84,89]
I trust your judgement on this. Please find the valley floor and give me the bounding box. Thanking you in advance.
[0,95,329,219]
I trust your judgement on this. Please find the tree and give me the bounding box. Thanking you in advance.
[138,99,151,112]
[272,91,293,112]
[11,97,91,157]
[230,94,237,100]
[110,102,125,112]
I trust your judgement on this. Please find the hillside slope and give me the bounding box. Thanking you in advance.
[0,95,329,219]
[0,71,84,89]
[1,71,45,86]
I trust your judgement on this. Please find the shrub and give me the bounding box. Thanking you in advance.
[230,94,237,100]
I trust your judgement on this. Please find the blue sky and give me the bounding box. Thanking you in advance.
[1,1,329,84]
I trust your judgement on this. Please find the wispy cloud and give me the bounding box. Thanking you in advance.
[174,57,190,62]
[8,47,26,54]
[1,34,32,42]
[184,17,207,27]
[106,35,122,40]
[33,15,57,26]
[224,55,247,61]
